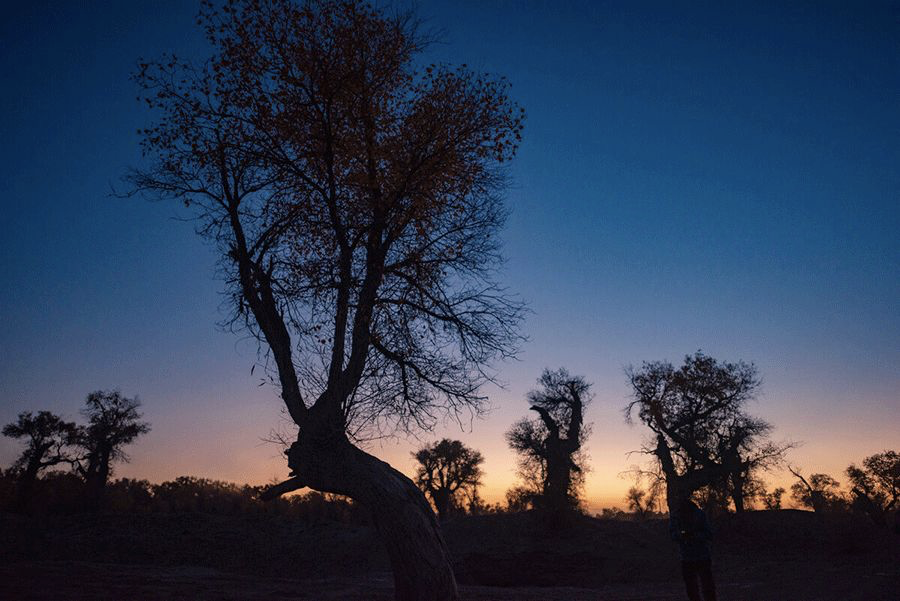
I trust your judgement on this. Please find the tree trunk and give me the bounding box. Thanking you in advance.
[14,461,41,513]
[433,489,451,522]
[655,435,690,514]
[810,491,826,513]
[731,474,746,513]
[84,448,111,510]
[288,433,458,601]
[851,488,886,527]
[543,443,571,514]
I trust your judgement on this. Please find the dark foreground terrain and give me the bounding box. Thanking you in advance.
[2,509,897,600]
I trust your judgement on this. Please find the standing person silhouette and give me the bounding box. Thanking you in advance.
[670,498,717,601]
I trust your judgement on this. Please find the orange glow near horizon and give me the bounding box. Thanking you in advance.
[65,386,897,514]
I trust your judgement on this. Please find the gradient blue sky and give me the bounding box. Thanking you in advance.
[1,1,897,509]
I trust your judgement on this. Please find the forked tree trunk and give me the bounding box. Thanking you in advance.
[288,432,458,601]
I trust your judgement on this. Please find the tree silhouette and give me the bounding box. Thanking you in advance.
[128,1,524,598]
[75,391,150,509]
[761,485,786,510]
[413,439,484,521]
[2,411,79,511]
[788,467,845,512]
[506,369,592,515]
[624,471,662,519]
[504,485,537,512]
[625,486,659,519]
[846,450,899,526]
[626,351,790,512]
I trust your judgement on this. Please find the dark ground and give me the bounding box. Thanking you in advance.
[2,509,897,600]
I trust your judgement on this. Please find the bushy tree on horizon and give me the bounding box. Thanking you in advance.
[788,467,847,513]
[74,390,150,509]
[413,439,484,521]
[625,474,662,520]
[846,450,899,526]
[504,484,539,512]
[761,485,786,510]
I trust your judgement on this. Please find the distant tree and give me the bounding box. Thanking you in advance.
[846,450,899,527]
[600,506,627,520]
[714,416,791,512]
[623,469,663,519]
[788,467,845,512]
[151,476,259,514]
[129,0,524,597]
[2,411,79,511]
[413,439,484,521]
[625,486,657,519]
[506,369,592,515]
[761,485,786,510]
[75,391,150,508]
[504,485,538,512]
[625,351,791,513]
[739,476,771,510]
[465,489,502,515]
[106,478,155,513]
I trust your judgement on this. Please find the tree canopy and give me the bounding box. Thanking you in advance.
[130,0,525,441]
[2,411,79,477]
[846,450,899,526]
[413,438,484,520]
[626,351,790,511]
[788,467,845,513]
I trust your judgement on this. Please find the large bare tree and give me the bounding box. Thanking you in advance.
[128,1,524,598]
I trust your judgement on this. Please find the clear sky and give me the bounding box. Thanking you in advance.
[1,0,897,511]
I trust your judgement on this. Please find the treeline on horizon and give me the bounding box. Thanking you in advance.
[3,354,898,531]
